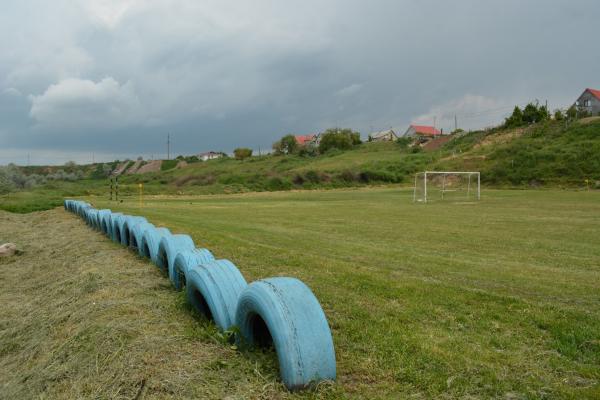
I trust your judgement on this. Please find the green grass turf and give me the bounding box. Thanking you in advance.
[87,187,600,398]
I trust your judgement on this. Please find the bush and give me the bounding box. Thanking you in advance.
[298,146,318,157]
[234,148,253,160]
[161,159,178,171]
[273,134,298,155]
[318,128,361,153]
[338,170,356,182]
[359,170,401,183]
[396,137,412,149]
[554,109,564,121]
[265,176,292,191]
[304,170,322,183]
[505,102,549,128]
[91,163,112,179]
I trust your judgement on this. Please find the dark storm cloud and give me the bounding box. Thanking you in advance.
[0,0,599,164]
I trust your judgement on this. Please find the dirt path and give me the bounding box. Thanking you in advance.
[0,209,308,399]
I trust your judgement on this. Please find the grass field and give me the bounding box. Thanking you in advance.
[2,188,600,398]
[86,188,600,398]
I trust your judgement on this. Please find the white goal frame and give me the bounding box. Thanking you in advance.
[413,171,480,203]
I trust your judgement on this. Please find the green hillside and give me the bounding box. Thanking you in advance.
[1,118,599,212]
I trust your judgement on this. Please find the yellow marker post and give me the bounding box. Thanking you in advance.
[138,183,144,207]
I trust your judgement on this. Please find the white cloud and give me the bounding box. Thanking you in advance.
[335,83,363,97]
[29,77,143,130]
[82,0,142,29]
[2,87,22,97]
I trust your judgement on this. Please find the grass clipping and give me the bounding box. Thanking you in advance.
[0,209,333,399]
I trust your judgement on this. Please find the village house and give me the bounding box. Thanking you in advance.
[198,151,223,161]
[404,125,442,141]
[368,129,398,142]
[575,88,600,116]
[294,133,320,146]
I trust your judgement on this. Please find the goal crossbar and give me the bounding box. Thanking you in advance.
[413,171,480,203]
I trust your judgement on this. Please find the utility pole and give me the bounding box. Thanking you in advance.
[454,115,458,131]
[167,133,171,160]
[433,116,437,130]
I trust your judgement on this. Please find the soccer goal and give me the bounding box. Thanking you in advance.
[413,171,480,203]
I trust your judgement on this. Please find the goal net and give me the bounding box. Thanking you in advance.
[413,171,480,202]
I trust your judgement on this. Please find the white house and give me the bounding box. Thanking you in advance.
[198,151,223,161]
[575,88,600,116]
[368,129,398,142]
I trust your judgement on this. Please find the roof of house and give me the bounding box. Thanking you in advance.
[409,125,442,136]
[585,88,600,100]
[294,134,316,145]
[370,129,397,139]
[198,151,220,157]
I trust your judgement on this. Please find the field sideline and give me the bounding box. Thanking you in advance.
[86,188,600,398]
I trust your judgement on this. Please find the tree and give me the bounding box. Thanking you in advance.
[318,128,361,153]
[554,109,564,121]
[280,134,298,154]
[566,105,577,120]
[234,148,253,160]
[272,134,299,155]
[504,106,523,128]
[505,102,549,128]
[0,167,15,194]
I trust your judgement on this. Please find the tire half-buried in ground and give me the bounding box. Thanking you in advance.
[121,216,147,247]
[172,248,215,291]
[140,227,172,264]
[129,222,154,253]
[186,259,247,331]
[111,214,129,243]
[156,234,196,283]
[235,277,336,391]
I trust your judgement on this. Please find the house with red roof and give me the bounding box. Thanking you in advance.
[294,134,319,146]
[403,124,442,139]
[575,88,600,116]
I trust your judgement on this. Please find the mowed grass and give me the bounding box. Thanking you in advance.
[1,208,330,399]
[84,188,600,399]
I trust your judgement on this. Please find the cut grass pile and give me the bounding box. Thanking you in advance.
[91,188,600,398]
[0,209,336,399]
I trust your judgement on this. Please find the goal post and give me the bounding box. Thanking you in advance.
[413,171,480,203]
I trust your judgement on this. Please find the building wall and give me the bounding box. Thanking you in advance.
[577,91,600,115]
[404,127,417,137]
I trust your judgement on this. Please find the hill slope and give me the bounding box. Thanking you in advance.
[1,118,599,212]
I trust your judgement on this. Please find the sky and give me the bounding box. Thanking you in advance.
[1,0,599,165]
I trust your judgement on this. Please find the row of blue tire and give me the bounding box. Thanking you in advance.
[64,199,336,391]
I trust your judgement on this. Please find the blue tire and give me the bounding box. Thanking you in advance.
[156,234,196,282]
[78,203,91,218]
[129,222,155,253]
[235,277,336,391]
[95,209,110,231]
[186,259,247,331]
[107,213,124,240]
[172,248,215,291]
[85,209,98,226]
[97,210,112,234]
[111,214,129,243]
[140,227,172,263]
[121,216,147,246]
